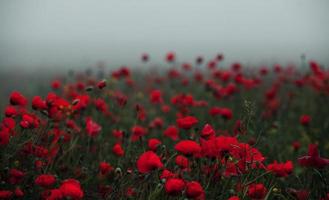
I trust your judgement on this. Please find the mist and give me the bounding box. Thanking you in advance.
[1,0,329,70]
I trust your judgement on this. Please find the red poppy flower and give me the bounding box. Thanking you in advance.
[85,117,102,137]
[164,125,179,141]
[299,115,311,126]
[148,138,162,151]
[298,144,329,168]
[4,106,17,117]
[20,114,40,129]
[136,151,163,174]
[186,181,204,199]
[51,80,61,89]
[0,190,13,199]
[97,80,106,89]
[176,116,198,130]
[160,169,176,180]
[99,162,113,175]
[150,89,163,104]
[200,124,215,138]
[131,125,147,141]
[247,183,267,200]
[165,178,185,196]
[0,128,10,146]
[32,96,47,110]
[267,160,293,177]
[35,174,56,187]
[175,155,189,169]
[175,140,201,156]
[10,91,27,106]
[141,53,149,62]
[14,188,24,198]
[166,52,176,62]
[9,169,25,184]
[59,179,84,200]
[112,143,125,157]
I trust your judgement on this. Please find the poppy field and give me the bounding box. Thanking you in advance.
[0,53,329,200]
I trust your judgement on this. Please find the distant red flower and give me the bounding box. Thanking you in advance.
[148,138,162,151]
[0,128,10,146]
[228,196,240,200]
[247,183,267,200]
[59,179,84,200]
[299,115,311,126]
[166,52,176,63]
[165,178,185,196]
[9,169,25,184]
[99,162,113,175]
[200,124,215,138]
[43,189,62,200]
[220,108,233,120]
[160,169,176,180]
[141,53,149,62]
[85,117,102,137]
[164,125,179,141]
[0,190,13,199]
[292,141,301,151]
[298,144,329,168]
[2,117,16,130]
[4,106,17,117]
[112,143,125,157]
[35,174,56,187]
[97,79,106,89]
[150,89,163,104]
[175,155,189,169]
[131,125,147,141]
[176,116,198,130]
[51,80,61,89]
[10,91,27,106]
[14,188,24,198]
[112,129,124,139]
[186,181,204,199]
[20,114,40,129]
[136,151,163,174]
[267,160,293,177]
[175,140,201,156]
[32,96,47,110]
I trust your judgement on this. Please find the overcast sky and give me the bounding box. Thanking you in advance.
[0,0,329,69]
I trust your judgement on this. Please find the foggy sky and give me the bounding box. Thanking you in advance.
[1,0,329,70]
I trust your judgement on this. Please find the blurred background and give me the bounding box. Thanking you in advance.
[0,0,329,104]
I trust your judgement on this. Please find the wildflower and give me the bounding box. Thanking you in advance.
[99,162,113,175]
[85,117,101,137]
[298,144,329,168]
[186,181,204,199]
[35,174,56,187]
[136,151,163,174]
[112,143,125,157]
[175,155,189,169]
[164,125,179,141]
[267,160,293,177]
[247,183,267,200]
[148,138,162,151]
[175,140,201,156]
[166,52,175,62]
[299,115,311,126]
[165,178,185,196]
[10,91,27,106]
[200,124,215,138]
[176,116,198,130]
[59,179,84,200]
